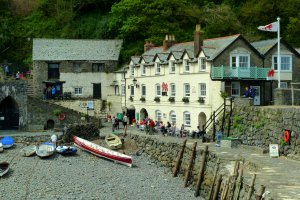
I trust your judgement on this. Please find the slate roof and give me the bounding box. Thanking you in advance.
[33,39,123,61]
[251,38,278,55]
[296,48,300,54]
[130,56,140,65]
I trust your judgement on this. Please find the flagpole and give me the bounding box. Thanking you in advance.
[277,17,281,88]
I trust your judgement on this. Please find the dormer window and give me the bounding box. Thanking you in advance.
[183,59,189,72]
[131,66,134,76]
[141,64,146,75]
[155,62,161,74]
[199,58,206,71]
[169,60,175,73]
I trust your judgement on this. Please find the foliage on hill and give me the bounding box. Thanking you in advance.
[0,0,300,68]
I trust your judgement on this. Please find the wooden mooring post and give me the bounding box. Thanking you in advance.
[246,174,256,200]
[212,174,222,200]
[255,185,266,200]
[194,145,208,197]
[184,142,197,187]
[208,158,220,200]
[173,139,187,177]
[234,167,243,200]
[228,161,240,200]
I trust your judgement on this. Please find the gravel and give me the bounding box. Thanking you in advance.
[0,143,203,200]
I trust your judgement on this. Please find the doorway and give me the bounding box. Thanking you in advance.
[0,96,19,130]
[253,86,260,106]
[93,83,102,99]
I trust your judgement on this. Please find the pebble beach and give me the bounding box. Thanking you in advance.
[0,141,202,200]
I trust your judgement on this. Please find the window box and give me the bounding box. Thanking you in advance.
[198,97,205,104]
[140,97,146,102]
[129,96,133,102]
[168,97,175,103]
[154,97,160,103]
[182,97,189,103]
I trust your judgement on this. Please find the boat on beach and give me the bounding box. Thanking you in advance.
[0,143,3,153]
[73,136,132,167]
[0,136,14,149]
[20,145,37,157]
[36,142,55,158]
[0,162,9,177]
[56,146,77,155]
[105,134,122,150]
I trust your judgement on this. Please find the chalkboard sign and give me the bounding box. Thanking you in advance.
[269,144,279,158]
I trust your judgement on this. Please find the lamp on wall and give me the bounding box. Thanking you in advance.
[132,78,139,88]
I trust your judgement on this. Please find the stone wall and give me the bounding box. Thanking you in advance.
[129,134,261,200]
[231,97,300,155]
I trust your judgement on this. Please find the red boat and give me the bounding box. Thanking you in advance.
[73,136,132,167]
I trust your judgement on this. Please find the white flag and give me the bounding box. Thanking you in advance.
[257,21,278,32]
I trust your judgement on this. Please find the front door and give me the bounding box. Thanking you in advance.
[253,86,260,106]
[93,83,101,99]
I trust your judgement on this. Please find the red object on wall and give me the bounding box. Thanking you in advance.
[284,130,290,143]
[162,82,168,92]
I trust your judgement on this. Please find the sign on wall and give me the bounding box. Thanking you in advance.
[269,144,279,158]
[87,101,94,110]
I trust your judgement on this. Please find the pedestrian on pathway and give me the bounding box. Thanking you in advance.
[122,112,128,137]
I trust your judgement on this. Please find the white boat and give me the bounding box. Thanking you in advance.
[0,143,3,153]
[105,134,123,150]
[20,145,36,157]
[56,146,77,155]
[73,136,132,167]
[0,162,9,177]
[36,142,55,158]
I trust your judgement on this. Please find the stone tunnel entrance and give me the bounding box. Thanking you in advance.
[0,96,19,130]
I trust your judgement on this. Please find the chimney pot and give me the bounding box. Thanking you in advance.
[194,24,202,57]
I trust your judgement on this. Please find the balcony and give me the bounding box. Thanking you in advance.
[211,66,271,80]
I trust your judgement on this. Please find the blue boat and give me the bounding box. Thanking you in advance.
[0,136,14,149]
[56,146,77,155]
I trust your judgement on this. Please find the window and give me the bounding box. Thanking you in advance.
[121,85,125,95]
[141,84,146,96]
[273,55,292,71]
[280,82,288,88]
[155,84,161,96]
[169,60,175,73]
[74,87,82,95]
[184,83,190,97]
[130,85,134,96]
[48,63,60,79]
[183,59,189,72]
[199,58,206,71]
[170,83,176,97]
[231,82,240,96]
[92,63,105,72]
[155,62,161,74]
[170,111,176,124]
[156,110,162,121]
[183,111,191,126]
[141,65,146,75]
[131,66,134,76]
[73,63,82,73]
[230,55,249,67]
[199,83,206,97]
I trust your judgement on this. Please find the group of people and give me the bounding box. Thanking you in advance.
[110,112,129,136]
[43,86,57,100]
[245,86,256,98]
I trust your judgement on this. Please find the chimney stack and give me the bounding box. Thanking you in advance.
[144,41,155,52]
[194,24,203,57]
[163,34,176,52]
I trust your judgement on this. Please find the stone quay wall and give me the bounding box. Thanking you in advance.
[129,134,261,200]
[231,97,300,155]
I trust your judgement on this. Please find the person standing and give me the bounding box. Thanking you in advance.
[149,119,155,135]
[122,113,128,137]
[16,71,20,80]
[112,116,116,132]
[51,86,56,99]
[4,65,9,77]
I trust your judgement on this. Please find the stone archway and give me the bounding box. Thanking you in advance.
[140,108,148,122]
[198,112,207,131]
[0,96,19,130]
[127,105,135,124]
[46,119,55,130]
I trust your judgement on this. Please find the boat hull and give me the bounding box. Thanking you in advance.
[20,145,36,157]
[73,136,132,167]
[36,143,55,158]
[0,162,9,177]
[56,146,77,155]
[0,136,14,149]
[105,134,123,150]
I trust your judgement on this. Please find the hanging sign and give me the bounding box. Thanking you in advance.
[269,144,279,158]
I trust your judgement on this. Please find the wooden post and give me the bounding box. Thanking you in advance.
[184,142,197,187]
[228,161,240,200]
[246,174,256,200]
[255,185,266,200]
[227,97,233,137]
[212,174,222,200]
[173,139,187,177]
[292,84,294,106]
[234,168,243,200]
[221,98,226,131]
[208,158,220,200]
[194,145,208,197]
[213,111,216,141]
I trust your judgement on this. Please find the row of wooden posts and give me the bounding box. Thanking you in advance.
[172,140,272,200]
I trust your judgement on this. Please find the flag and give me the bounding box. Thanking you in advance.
[257,21,278,32]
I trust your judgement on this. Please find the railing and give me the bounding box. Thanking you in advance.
[211,66,271,79]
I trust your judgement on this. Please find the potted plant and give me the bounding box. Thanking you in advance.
[198,97,205,104]
[129,96,133,102]
[154,97,160,102]
[140,97,146,102]
[168,97,175,103]
[182,97,189,103]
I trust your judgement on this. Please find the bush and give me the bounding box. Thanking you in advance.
[140,97,145,102]
[129,96,133,102]
[182,97,189,103]
[198,97,205,103]
[154,97,160,102]
[168,97,175,102]
[61,124,99,143]
[53,109,62,116]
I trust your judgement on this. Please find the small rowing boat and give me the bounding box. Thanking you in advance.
[73,136,132,167]
[36,142,55,158]
[0,162,9,177]
[0,136,14,149]
[105,134,122,150]
[56,146,77,155]
[20,145,36,157]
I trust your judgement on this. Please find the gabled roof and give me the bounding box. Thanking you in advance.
[297,48,300,54]
[33,38,123,61]
[130,56,140,65]
[139,55,154,63]
[251,39,278,55]
[167,51,184,60]
[153,53,169,62]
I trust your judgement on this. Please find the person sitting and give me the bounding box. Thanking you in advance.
[180,124,185,137]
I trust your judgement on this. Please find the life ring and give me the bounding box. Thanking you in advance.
[58,113,66,121]
[284,130,290,143]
